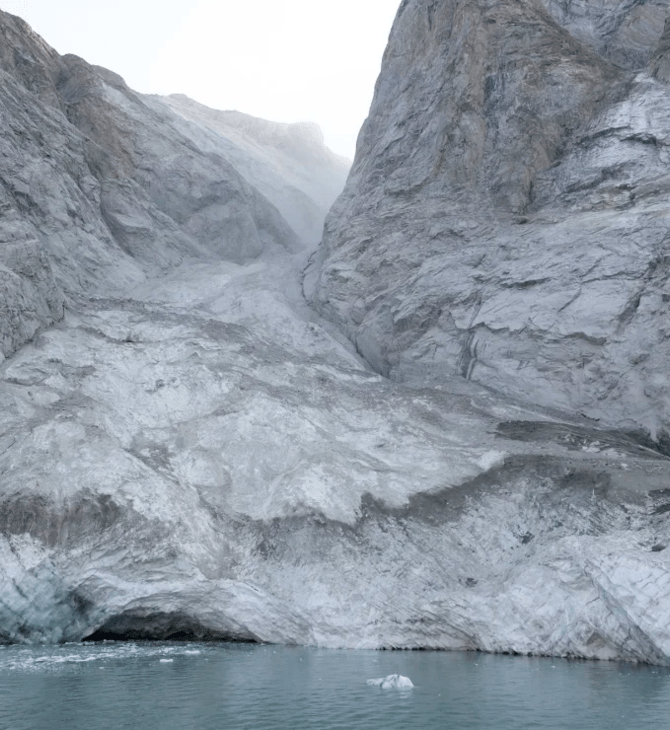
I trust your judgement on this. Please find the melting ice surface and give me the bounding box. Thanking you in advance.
[2,643,670,729]
[367,674,414,688]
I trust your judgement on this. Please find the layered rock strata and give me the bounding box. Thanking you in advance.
[3,258,670,662]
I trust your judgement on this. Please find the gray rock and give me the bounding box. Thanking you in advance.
[151,95,350,245]
[57,53,299,266]
[539,0,668,69]
[0,8,347,360]
[649,17,670,82]
[4,2,670,665]
[313,0,670,443]
[4,256,670,661]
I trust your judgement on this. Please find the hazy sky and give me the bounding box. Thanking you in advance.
[0,0,399,159]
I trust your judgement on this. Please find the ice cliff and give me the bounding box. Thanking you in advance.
[3,3,670,664]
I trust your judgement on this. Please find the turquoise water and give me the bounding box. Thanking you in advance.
[0,642,669,729]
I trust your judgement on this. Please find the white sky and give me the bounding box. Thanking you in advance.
[0,0,400,159]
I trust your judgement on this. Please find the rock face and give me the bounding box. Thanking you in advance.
[312,0,670,445]
[5,257,670,660]
[152,94,350,245]
[0,9,346,361]
[539,0,668,69]
[3,3,670,665]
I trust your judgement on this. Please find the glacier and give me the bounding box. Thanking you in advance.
[1,2,670,664]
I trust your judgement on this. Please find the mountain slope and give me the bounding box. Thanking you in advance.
[3,4,670,663]
[152,94,349,245]
[0,9,347,361]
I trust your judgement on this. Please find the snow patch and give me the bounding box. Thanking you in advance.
[477,450,506,471]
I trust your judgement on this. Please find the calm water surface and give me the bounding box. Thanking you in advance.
[0,642,668,729]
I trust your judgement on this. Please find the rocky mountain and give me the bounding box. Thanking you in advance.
[540,0,668,68]
[312,0,670,446]
[0,9,347,362]
[151,94,350,245]
[3,2,670,664]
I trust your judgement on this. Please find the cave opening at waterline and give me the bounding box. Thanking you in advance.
[82,612,258,643]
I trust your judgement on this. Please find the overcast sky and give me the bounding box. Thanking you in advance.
[0,0,399,159]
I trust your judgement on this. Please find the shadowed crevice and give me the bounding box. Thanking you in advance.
[83,611,258,643]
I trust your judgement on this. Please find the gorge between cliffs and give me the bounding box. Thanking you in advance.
[2,0,670,665]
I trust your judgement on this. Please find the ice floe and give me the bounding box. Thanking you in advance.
[367,674,414,689]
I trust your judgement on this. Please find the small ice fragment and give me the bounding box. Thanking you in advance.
[367,674,414,689]
[184,650,201,655]
[159,658,174,663]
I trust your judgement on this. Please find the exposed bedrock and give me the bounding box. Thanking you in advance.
[151,94,350,246]
[4,3,670,665]
[312,0,670,444]
[3,263,670,661]
[0,9,346,361]
[539,0,669,69]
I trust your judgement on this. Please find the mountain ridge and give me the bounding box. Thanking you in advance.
[0,7,347,359]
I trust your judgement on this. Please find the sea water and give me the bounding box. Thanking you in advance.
[0,642,668,730]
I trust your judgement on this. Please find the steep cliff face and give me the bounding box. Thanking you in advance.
[0,9,346,361]
[4,257,670,661]
[649,16,670,81]
[539,0,668,69]
[4,4,670,664]
[313,0,670,444]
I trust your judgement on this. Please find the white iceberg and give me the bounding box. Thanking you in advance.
[367,674,414,689]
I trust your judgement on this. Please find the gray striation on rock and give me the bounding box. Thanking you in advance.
[4,256,670,661]
[312,0,670,445]
[649,16,670,82]
[539,0,668,69]
[4,3,670,665]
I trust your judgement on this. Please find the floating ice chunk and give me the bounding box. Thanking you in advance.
[367,674,414,689]
[184,650,201,655]
[159,658,174,663]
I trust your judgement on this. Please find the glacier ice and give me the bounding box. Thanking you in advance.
[2,3,670,665]
[367,675,414,689]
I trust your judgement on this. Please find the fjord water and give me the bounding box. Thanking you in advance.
[1,644,669,730]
